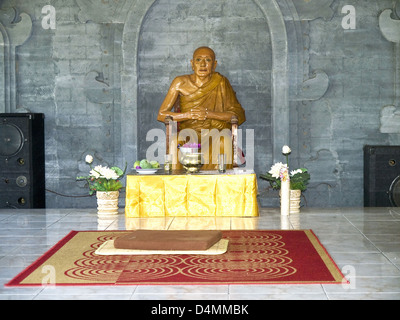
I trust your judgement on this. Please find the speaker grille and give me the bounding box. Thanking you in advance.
[364,145,400,207]
[0,123,24,157]
[0,113,45,208]
[389,175,400,207]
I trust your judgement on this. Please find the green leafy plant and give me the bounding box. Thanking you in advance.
[76,155,127,195]
[260,146,310,191]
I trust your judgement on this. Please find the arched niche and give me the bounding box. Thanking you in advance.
[121,0,288,163]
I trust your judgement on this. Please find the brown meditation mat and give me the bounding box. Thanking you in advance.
[113,230,222,251]
[95,239,229,255]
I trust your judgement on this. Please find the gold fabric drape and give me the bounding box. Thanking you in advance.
[125,173,259,218]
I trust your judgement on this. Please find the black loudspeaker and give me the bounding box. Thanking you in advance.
[0,113,45,208]
[364,145,400,207]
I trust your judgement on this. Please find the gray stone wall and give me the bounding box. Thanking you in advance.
[0,0,399,208]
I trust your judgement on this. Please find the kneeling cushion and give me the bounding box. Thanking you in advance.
[114,230,222,251]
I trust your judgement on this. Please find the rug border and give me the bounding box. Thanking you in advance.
[5,229,348,287]
[4,231,79,287]
[303,230,349,284]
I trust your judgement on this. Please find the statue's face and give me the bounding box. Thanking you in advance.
[191,48,217,78]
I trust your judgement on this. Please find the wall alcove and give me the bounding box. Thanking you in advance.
[121,0,289,171]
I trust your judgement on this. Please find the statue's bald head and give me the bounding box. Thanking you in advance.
[193,47,216,61]
[191,46,218,78]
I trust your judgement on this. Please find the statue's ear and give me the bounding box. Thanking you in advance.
[190,59,194,70]
[213,60,218,71]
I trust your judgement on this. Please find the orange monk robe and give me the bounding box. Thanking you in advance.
[177,72,245,170]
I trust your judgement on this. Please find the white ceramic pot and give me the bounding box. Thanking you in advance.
[96,191,119,215]
[279,189,302,214]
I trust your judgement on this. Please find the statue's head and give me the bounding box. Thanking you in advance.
[191,47,217,78]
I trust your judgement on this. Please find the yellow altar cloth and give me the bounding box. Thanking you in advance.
[125,170,259,217]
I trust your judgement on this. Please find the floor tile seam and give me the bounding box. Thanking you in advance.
[36,291,137,296]
[354,234,400,269]
[326,290,400,295]
[320,284,330,300]
[388,209,400,219]
[103,219,121,230]
[22,216,68,231]
[0,225,48,232]
[33,295,133,300]
[53,211,88,223]
[339,215,399,268]
[381,252,400,272]
[349,275,400,279]
[129,285,138,299]
[227,284,326,291]
[0,215,14,222]
[0,234,49,260]
[130,292,229,297]
[31,287,46,299]
[342,215,388,251]
[340,261,400,265]
[325,293,400,299]
[0,210,71,221]
[0,289,39,295]
[0,212,20,220]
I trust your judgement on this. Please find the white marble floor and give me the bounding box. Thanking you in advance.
[0,207,399,300]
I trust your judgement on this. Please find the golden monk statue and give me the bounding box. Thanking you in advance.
[157,47,245,170]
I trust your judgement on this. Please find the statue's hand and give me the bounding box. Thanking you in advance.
[189,108,209,121]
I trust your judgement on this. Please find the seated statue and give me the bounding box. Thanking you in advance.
[157,46,246,170]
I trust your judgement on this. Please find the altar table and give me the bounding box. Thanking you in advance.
[125,170,259,218]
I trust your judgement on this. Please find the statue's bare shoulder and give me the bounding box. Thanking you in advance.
[170,74,197,96]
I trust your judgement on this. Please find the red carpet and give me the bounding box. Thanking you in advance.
[6,230,347,286]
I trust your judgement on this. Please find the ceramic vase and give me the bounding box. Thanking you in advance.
[279,189,302,214]
[96,191,119,215]
[289,189,301,214]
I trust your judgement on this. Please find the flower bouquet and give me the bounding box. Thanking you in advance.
[260,146,310,214]
[260,146,310,191]
[76,155,127,195]
[178,142,201,154]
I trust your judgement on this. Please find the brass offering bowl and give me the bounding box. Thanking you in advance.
[180,152,204,173]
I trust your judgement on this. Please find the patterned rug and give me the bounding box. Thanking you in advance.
[6,230,347,286]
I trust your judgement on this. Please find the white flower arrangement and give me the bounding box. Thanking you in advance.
[77,154,127,195]
[260,145,310,191]
[89,165,120,180]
